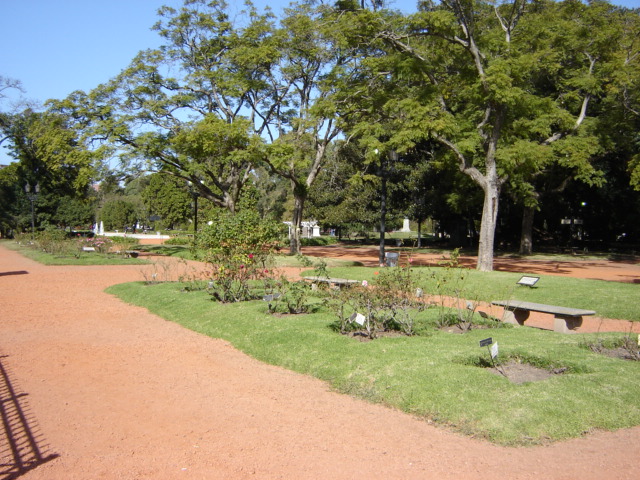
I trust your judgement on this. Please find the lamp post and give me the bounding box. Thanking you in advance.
[24,182,40,240]
[374,149,398,266]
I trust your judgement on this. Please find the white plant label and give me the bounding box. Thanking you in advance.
[349,312,366,326]
[491,342,499,359]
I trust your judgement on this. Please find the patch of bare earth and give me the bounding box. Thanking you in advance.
[1,243,640,479]
[487,361,567,384]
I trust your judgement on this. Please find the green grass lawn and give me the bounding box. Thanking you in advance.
[313,266,640,322]
[108,280,640,446]
[2,239,148,266]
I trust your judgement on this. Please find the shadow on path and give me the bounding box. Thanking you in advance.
[0,353,58,480]
[0,272,28,278]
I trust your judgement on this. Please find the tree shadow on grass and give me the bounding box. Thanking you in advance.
[0,354,58,480]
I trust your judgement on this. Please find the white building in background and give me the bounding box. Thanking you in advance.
[284,221,321,238]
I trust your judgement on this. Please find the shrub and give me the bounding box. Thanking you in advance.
[300,236,338,246]
[78,236,114,254]
[34,227,70,255]
[165,236,192,245]
[326,263,426,338]
[198,210,284,303]
[264,277,312,315]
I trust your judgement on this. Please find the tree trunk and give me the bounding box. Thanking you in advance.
[519,206,534,255]
[476,181,500,272]
[289,189,304,255]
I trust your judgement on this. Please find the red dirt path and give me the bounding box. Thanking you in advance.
[1,242,639,480]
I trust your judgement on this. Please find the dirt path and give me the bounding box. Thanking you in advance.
[1,243,639,479]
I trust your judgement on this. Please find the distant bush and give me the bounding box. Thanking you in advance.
[165,236,192,245]
[34,227,69,255]
[109,236,140,246]
[300,236,338,247]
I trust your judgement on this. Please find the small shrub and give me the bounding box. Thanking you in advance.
[300,236,338,246]
[165,236,192,245]
[325,263,426,339]
[265,277,312,315]
[79,236,114,254]
[295,253,314,267]
[199,210,283,303]
[34,227,69,255]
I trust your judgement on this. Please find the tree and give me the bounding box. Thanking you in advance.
[333,0,625,270]
[0,162,22,236]
[0,108,103,232]
[307,141,380,238]
[141,173,192,229]
[262,1,343,254]
[99,198,139,231]
[56,196,96,230]
[52,0,280,213]
[0,109,98,194]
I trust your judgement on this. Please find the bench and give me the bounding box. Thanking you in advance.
[304,276,361,289]
[491,300,595,334]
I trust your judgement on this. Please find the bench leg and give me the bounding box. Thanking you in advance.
[502,308,529,326]
[553,315,583,334]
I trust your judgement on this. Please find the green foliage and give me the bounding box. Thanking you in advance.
[198,209,285,302]
[32,227,74,256]
[164,236,192,245]
[99,198,139,230]
[56,196,96,229]
[300,236,338,246]
[4,238,145,265]
[264,277,312,315]
[141,173,191,229]
[325,263,426,338]
[0,109,100,194]
[311,265,640,322]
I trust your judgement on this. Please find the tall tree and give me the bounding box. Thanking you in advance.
[51,0,281,213]
[141,173,192,229]
[333,0,624,270]
[263,1,343,254]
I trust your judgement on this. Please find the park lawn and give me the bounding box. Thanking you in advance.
[108,280,640,446]
[136,244,362,268]
[2,240,148,266]
[312,266,640,322]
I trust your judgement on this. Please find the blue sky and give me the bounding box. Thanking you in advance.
[1,0,639,165]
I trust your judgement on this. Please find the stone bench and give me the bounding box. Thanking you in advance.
[304,276,361,289]
[491,300,595,334]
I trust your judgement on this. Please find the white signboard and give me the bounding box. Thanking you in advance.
[349,312,366,326]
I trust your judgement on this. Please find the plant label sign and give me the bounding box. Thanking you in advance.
[479,337,493,347]
[491,342,499,359]
[350,312,366,326]
[516,276,540,288]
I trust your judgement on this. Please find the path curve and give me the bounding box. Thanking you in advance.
[1,243,639,479]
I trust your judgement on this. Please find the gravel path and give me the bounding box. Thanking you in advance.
[1,243,639,479]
